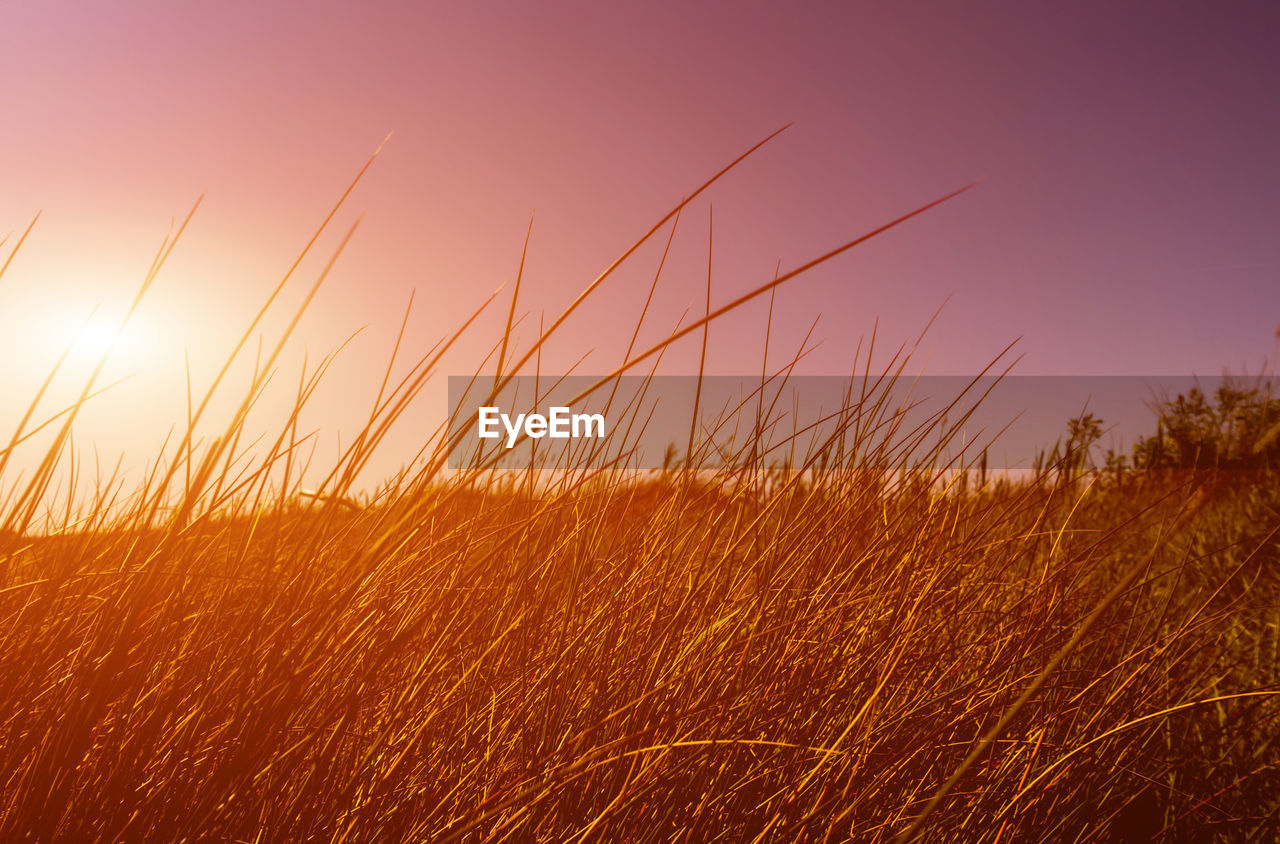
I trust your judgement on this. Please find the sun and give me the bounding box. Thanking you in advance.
[70,317,125,358]
[48,308,154,367]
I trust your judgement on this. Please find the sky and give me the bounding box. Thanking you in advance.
[2,0,1279,487]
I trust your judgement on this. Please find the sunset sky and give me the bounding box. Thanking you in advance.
[3,1,1279,484]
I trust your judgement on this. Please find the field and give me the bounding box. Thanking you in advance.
[2,168,1279,842]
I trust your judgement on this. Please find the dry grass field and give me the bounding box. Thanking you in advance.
[2,157,1278,841]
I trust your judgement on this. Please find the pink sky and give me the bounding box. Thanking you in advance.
[3,1,1279,487]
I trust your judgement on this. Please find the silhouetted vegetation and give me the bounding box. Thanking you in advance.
[1128,382,1280,470]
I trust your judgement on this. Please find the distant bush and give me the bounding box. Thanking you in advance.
[1048,380,1280,483]
[1127,381,1280,470]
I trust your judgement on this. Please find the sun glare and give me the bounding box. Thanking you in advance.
[70,318,124,358]
[48,309,154,367]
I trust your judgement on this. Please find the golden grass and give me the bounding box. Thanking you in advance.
[2,136,1278,841]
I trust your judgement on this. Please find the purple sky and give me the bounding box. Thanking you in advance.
[2,0,1278,482]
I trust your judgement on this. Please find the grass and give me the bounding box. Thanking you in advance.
[2,136,1278,841]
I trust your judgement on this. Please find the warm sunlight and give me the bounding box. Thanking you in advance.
[46,307,155,368]
[3,3,1279,841]
[67,314,123,359]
